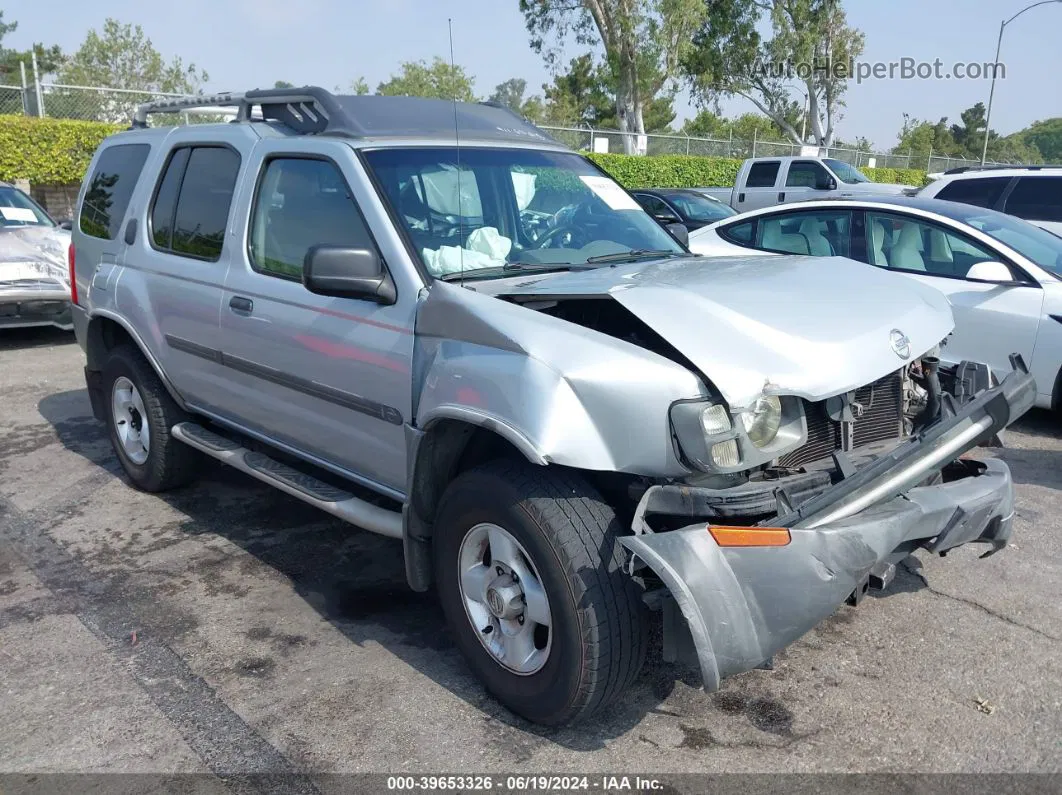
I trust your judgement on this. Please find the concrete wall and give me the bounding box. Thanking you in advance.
[28,182,81,222]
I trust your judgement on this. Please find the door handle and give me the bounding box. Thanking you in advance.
[229,296,253,314]
[778,191,786,201]
[738,192,745,203]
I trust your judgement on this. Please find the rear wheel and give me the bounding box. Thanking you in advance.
[434,460,647,726]
[102,345,200,492]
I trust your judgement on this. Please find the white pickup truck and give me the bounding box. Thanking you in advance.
[699,156,918,213]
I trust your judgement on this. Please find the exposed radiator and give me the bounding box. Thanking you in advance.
[777,370,904,469]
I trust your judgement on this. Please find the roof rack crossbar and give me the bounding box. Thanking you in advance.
[131,92,251,127]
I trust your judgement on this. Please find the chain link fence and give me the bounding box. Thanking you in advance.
[537,124,1018,172]
[8,82,1022,173]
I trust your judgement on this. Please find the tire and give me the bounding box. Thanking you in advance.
[102,344,200,492]
[433,459,648,726]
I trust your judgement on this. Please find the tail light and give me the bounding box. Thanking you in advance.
[68,242,78,306]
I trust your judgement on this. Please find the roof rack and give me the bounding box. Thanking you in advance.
[132,86,343,133]
[130,85,561,146]
[943,164,1062,175]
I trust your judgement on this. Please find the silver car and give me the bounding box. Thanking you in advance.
[69,88,1035,726]
[0,182,73,330]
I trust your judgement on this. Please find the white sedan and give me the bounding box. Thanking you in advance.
[687,196,1062,411]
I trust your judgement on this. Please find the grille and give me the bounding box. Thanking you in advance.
[777,370,904,469]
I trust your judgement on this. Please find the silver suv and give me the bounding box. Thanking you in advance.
[69,87,1036,726]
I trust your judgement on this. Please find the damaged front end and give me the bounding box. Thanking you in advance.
[621,354,1036,691]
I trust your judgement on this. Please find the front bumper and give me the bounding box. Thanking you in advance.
[621,359,1036,691]
[0,284,72,330]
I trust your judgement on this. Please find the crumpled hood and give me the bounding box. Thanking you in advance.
[0,225,71,288]
[497,254,954,407]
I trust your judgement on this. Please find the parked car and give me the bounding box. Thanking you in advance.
[69,87,1033,726]
[916,165,1062,237]
[688,195,1062,411]
[697,156,918,213]
[631,187,737,232]
[0,181,73,331]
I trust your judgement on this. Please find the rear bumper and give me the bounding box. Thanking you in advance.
[621,360,1035,691]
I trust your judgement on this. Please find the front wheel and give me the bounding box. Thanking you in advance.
[433,460,648,726]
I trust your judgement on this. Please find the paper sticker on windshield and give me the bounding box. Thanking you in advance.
[579,175,641,211]
[0,207,37,222]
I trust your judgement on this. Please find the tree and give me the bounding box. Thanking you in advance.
[684,0,865,148]
[680,110,786,141]
[56,19,208,122]
[1016,118,1062,162]
[539,52,674,133]
[60,19,207,93]
[949,102,989,155]
[376,57,475,101]
[520,0,711,153]
[273,80,294,89]
[489,77,547,121]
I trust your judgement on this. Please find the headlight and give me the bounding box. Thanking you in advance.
[740,395,782,447]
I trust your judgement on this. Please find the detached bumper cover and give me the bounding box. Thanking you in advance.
[621,361,1035,691]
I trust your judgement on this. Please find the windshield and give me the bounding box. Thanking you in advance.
[823,159,870,184]
[666,192,737,222]
[964,211,1062,278]
[361,147,685,279]
[0,186,54,228]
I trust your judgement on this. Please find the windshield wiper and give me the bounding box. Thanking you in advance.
[439,262,581,282]
[584,249,685,264]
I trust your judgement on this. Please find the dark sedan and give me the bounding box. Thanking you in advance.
[631,188,738,232]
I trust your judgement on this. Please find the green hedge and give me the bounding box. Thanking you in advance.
[588,153,743,189]
[588,151,928,190]
[0,115,121,184]
[861,167,929,187]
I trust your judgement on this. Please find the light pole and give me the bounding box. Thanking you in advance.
[980,0,1062,166]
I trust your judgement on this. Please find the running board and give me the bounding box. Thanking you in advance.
[171,422,402,539]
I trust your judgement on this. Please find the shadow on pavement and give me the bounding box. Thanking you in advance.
[37,388,683,752]
[0,326,76,352]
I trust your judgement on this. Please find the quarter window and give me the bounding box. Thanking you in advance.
[249,157,376,279]
[149,145,240,261]
[79,143,151,240]
[718,220,754,246]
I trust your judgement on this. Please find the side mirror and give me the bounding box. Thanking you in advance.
[654,212,681,225]
[966,260,1015,284]
[303,245,397,304]
[665,222,689,248]
[816,176,837,191]
[58,219,73,230]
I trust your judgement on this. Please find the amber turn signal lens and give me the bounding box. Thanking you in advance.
[708,525,791,547]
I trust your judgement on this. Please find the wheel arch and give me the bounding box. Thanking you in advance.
[85,312,188,412]
[402,414,547,592]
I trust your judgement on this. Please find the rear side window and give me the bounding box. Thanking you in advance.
[1004,176,1062,223]
[718,220,754,246]
[745,161,780,188]
[936,177,1009,209]
[79,143,151,240]
[249,157,376,279]
[149,145,241,261]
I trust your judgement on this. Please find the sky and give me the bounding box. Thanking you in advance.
[6,0,1062,150]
